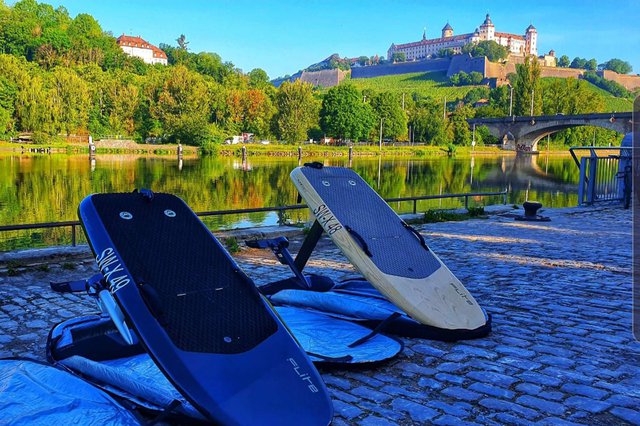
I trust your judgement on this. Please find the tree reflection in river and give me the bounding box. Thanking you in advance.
[0,153,579,250]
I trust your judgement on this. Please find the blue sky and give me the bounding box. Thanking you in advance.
[42,0,640,79]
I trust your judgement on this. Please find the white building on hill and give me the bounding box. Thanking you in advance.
[116,35,168,65]
[388,14,537,62]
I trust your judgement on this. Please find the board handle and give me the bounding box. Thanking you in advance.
[402,221,429,251]
[345,226,373,257]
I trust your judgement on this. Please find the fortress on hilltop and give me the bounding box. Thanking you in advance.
[387,14,537,62]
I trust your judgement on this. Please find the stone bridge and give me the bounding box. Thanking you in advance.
[468,112,632,152]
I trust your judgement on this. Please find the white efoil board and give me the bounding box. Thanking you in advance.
[291,165,487,331]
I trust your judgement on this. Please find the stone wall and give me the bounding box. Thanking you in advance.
[598,70,640,91]
[299,69,348,87]
[446,55,486,77]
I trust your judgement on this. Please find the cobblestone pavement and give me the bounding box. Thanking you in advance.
[0,206,638,425]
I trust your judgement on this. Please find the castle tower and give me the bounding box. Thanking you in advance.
[478,13,495,41]
[422,27,427,41]
[525,24,537,56]
[441,22,453,38]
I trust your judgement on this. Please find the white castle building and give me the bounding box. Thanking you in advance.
[116,35,168,65]
[387,14,537,62]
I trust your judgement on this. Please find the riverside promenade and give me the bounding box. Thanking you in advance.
[0,205,637,425]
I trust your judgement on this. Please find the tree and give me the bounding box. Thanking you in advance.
[357,56,369,66]
[601,58,632,74]
[391,52,406,63]
[408,99,448,145]
[450,104,474,145]
[152,65,211,145]
[320,83,374,141]
[557,55,570,68]
[463,87,490,105]
[274,80,318,143]
[370,91,408,140]
[176,34,189,51]
[462,40,509,62]
[570,57,586,69]
[585,58,598,71]
[513,56,542,116]
[438,48,455,58]
[248,68,270,88]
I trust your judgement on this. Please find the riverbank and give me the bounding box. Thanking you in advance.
[1,139,578,158]
[0,204,636,425]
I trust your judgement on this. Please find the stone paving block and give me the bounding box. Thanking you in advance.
[332,399,363,420]
[433,414,482,426]
[391,398,439,422]
[467,371,518,388]
[478,398,540,420]
[493,413,532,426]
[427,401,471,418]
[604,394,640,408]
[358,415,398,426]
[441,386,482,402]
[516,371,562,387]
[516,395,566,416]
[435,373,467,386]
[351,386,392,404]
[610,407,640,424]
[468,382,515,399]
[560,383,608,400]
[564,396,611,413]
[418,377,444,391]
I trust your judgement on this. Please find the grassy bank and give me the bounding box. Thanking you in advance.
[0,140,198,155]
[220,143,532,158]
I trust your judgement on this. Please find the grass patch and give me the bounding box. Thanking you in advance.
[224,237,240,254]
[350,71,480,101]
[422,206,486,223]
[62,262,76,270]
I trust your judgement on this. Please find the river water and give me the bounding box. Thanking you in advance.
[0,152,580,250]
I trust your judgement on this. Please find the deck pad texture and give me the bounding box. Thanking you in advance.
[298,167,440,279]
[90,193,277,354]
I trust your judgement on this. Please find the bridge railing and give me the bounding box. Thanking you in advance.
[570,146,631,206]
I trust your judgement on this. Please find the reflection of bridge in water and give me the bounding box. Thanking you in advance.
[471,154,577,195]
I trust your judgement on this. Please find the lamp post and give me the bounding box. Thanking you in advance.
[471,123,476,152]
[508,85,514,117]
[530,89,535,117]
[379,117,383,151]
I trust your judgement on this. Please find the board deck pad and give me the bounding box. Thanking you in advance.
[79,191,333,425]
[296,167,440,278]
[291,165,489,332]
[90,194,276,354]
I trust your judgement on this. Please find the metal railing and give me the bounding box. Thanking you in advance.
[0,189,508,248]
[570,146,631,206]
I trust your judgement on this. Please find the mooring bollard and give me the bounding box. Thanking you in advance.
[349,146,353,161]
[298,146,302,160]
[516,201,550,222]
[177,143,183,158]
[241,145,247,161]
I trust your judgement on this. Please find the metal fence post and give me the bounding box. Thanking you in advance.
[587,157,597,204]
[578,157,587,205]
[71,225,76,246]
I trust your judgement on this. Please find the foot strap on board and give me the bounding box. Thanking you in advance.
[348,312,402,348]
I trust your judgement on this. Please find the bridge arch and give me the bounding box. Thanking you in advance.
[469,113,632,152]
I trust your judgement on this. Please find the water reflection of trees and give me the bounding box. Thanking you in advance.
[0,154,581,250]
